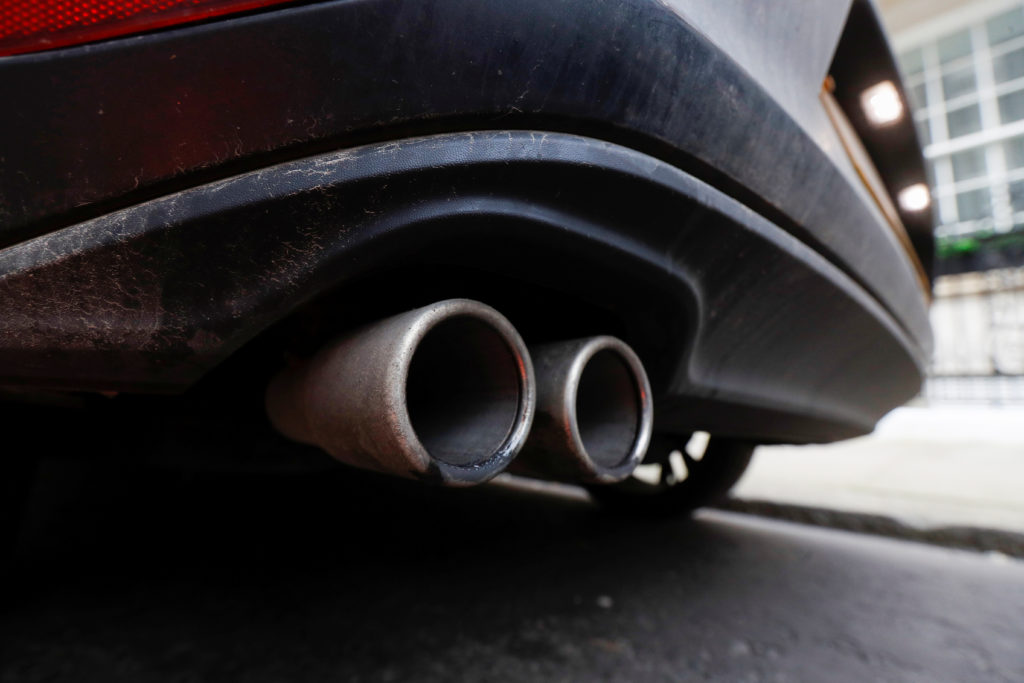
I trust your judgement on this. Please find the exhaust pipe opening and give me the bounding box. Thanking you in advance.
[265,299,534,486]
[514,336,652,484]
[406,316,521,467]
[575,348,642,471]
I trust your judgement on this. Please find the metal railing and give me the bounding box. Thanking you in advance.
[924,267,1024,405]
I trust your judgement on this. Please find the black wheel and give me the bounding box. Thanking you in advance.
[586,433,755,516]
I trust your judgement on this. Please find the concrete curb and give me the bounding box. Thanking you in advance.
[718,497,1024,559]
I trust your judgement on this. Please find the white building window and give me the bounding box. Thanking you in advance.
[897,1,1024,244]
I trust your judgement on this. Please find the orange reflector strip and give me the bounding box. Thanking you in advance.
[0,0,296,57]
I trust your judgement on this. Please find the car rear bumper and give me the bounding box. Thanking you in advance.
[0,131,926,442]
[0,0,931,442]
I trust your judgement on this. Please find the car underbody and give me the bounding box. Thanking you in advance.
[0,0,933,506]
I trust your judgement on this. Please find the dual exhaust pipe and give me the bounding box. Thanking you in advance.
[265,299,652,486]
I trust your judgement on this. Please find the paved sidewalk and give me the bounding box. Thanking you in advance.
[733,406,1024,534]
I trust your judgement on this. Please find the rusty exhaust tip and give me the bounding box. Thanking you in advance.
[265,299,535,486]
[513,336,652,484]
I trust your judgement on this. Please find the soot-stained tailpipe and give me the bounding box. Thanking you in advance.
[265,299,536,486]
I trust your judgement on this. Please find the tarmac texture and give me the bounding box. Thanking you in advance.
[2,463,1022,682]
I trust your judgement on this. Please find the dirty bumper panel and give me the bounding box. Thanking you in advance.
[0,0,930,352]
[0,132,926,443]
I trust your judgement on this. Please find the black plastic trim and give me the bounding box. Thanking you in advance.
[0,132,926,443]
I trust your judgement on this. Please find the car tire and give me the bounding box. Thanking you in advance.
[586,434,755,516]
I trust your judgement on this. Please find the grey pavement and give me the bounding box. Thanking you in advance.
[734,406,1024,534]
[2,462,1023,682]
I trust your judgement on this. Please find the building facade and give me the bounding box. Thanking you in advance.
[884,0,1024,273]
[881,0,1024,402]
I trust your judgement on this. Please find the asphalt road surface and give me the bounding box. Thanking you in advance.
[2,462,1023,682]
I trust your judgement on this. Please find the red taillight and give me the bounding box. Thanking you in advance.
[0,0,297,57]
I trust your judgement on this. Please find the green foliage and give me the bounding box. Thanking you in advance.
[936,229,1024,260]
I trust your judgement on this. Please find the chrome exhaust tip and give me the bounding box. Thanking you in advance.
[265,299,535,486]
[514,336,653,484]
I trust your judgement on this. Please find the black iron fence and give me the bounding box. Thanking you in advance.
[926,267,1024,405]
